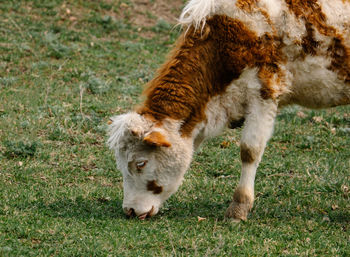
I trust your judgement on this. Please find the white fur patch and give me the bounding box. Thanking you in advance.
[107,112,151,151]
[179,0,273,35]
[284,55,350,108]
[259,0,283,19]
[179,0,216,30]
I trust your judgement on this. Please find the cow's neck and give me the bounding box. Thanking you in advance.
[191,69,252,150]
[138,24,244,139]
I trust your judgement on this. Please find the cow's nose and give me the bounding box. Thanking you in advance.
[138,206,155,220]
[123,207,135,217]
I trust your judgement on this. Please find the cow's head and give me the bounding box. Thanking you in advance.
[108,112,193,219]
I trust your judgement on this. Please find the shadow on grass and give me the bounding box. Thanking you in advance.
[30,194,349,225]
[162,199,228,220]
[31,196,228,221]
[251,201,350,225]
[329,210,350,224]
[35,197,125,220]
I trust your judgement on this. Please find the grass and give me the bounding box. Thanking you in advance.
[0,0,349,256]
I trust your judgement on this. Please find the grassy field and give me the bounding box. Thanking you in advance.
[0,0,349,256]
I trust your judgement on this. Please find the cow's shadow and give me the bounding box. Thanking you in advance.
[248,200,350,225]
[34,197,124,220]
[33,196,349,225]
[33,196,227,220]
[160,199,228,220]
[161,197,350,225]
[164,200,349,225]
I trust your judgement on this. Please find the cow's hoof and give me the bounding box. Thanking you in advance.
[224,201,251,221]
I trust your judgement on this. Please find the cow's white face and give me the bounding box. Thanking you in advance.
[108,112,193,219]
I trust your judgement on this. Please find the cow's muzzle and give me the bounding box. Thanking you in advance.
[124,206,155,220]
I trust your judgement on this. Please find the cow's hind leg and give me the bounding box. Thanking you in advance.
[225,98,277,221]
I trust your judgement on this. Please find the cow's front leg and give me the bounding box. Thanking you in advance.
[225,98,277,221]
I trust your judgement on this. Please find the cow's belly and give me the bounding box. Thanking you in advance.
[279,55,350,108]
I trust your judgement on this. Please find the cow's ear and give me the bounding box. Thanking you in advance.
[143,131,171,147]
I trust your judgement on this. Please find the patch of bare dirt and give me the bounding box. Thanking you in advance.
[58,0,185,38]
[119,0,184,27]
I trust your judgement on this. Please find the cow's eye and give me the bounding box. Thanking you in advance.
[136,160,148,171]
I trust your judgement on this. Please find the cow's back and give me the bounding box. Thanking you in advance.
[210,0,350,108]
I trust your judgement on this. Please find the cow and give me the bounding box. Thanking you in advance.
[108,0,350,221]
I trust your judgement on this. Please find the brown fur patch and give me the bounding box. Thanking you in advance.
[138,20,230,136]
[284,0,336,36]
[225,200,251,221]
[237,0,350,84]
[301,22,320,56]
[240,143,258,163]
[259,8,275,29]
[285,0,331,58]
[147,180,163,194]
[258,64,286,99]
[236,0,275,32]
[143,131,171,147]
[286,0,350,84]
[236,0,258,12]
[226,187,254,220]
[233,187,254,205]
[138,15,285,136]
[328,36,350,83]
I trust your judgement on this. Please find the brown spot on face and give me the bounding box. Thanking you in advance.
[138,15,285,136]
[143,131,171,147]
[240,143,258,163]
[147,180,163,194]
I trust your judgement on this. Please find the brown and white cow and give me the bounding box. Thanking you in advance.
[108,0,350,221]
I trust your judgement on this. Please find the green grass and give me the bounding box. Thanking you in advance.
[0,1,349,256]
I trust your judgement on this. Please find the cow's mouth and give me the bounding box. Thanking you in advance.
[125,206,155,220]
[138,206,155,220]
